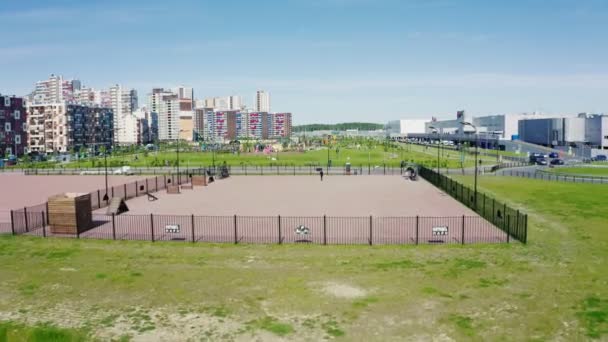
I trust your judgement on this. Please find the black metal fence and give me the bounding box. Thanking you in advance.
[20,165,413,176]
[1,212,512,245]
[419,166,528,243]
[498,169,608,184]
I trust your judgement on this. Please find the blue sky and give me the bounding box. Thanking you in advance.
[0,0,607,124]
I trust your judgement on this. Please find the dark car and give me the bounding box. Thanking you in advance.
[592,155,607,161]
[549,152,559,159]
[550,159,564,165]
[536,159,548,166]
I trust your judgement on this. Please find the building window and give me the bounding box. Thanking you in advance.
[14,110,20,119]
[4,122,10,132]
[4,97,10,107]
[15,135,21,145]
[23,123,27,130]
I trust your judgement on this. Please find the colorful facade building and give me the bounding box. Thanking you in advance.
[0,94,27,156]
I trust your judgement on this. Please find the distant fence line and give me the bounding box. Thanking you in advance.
[497,169,608,184]
[418,166,528,243]
[2,212,512,245]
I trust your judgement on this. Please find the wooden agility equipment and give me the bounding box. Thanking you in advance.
[191,175,207,186]
[181,184,193,190]
[48,193,93,234]
[167,185,180,194]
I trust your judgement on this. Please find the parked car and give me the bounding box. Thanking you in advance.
[592,155,607,162]
[536,159,548,166]
[550,159,564,165]
[549,152,559,159]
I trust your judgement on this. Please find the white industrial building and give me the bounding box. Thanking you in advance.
[386,119,427,136]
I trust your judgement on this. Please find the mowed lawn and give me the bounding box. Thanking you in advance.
[58,146,498,170]
[547,166,608,176]
[0,178,607,341]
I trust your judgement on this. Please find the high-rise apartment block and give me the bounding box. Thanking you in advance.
[255,90,270,112]
[204,96,243,111]
[269,113,292,138]
[26,103,113,154]
[110,84,138,144]
[0,94,27,156]
[149,88,179,141]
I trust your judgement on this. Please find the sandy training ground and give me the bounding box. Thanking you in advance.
[105,175,477,216]
[2,174,508,244]
[0,173,146,220]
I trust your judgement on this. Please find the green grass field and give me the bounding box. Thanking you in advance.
[53,146,499,170]
[547,166,608,176]
[0,177,606,341]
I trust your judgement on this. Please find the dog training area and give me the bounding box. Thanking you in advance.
[2,171,525,245]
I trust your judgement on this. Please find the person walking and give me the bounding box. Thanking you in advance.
[320,170,324,181]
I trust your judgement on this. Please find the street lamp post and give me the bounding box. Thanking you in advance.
[429,126,441,182]
[461,122,478,208]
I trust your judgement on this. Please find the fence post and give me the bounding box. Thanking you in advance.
[46,202,50,225]
[503,203,507,241]
[150,214,155,242]
[234,214,238,244]
[515,210,520,242]
[506,214,511,243]
[492,198,496,223]
[323,215,327,245]
[24,207,29,232]
[191,214,195,243]
[524,214,528,244]
[461,215,465,245]
[97,190,101,209]
[135,181,139,197]
[155,176,158,191]
[112,213,116,240]
[41,212,46,237]
[369,215,373,246]
[278,215,282,245]
[415,215,419,245]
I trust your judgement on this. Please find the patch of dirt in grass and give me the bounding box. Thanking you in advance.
[318,282,367,299]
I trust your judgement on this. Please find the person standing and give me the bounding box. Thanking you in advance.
[320,170,324,181]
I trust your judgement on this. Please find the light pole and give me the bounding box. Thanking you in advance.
[429,126,440,179]
[460,122,478,208]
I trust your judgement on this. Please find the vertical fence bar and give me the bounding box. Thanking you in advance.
[503,203,507,240]
[97,190,101,209]
[234,214,238,244]
[111,186,114,198]
[191,214,195,243]
[46,202,50,224]
[278,215,282,245]
[150,214,155,242]
[461,215,465,245]
[506,214,511,243]
[112,213,116,240]
[369,215,373,246]
[41,212,46,237]
[24,207,29,232]
[524,214,528,244]
[136,181,139,197]
[323,215,327,245]
[515,210,520,242]
[415,215,419,245]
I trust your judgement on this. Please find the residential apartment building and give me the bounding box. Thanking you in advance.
[110,84,138,143]
[0,94,27,156]
[269,113,292,138]
[26,103,113,154]
[149,89,180,141]
[255,90,270,112]
[204,96,243,111]
[29,74,82,104]
[246,112,269,139]
[133,107,158,144]
[194,108,211,141]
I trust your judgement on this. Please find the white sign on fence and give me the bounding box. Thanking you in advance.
[165,224,180,233]
[432,226,448,235]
